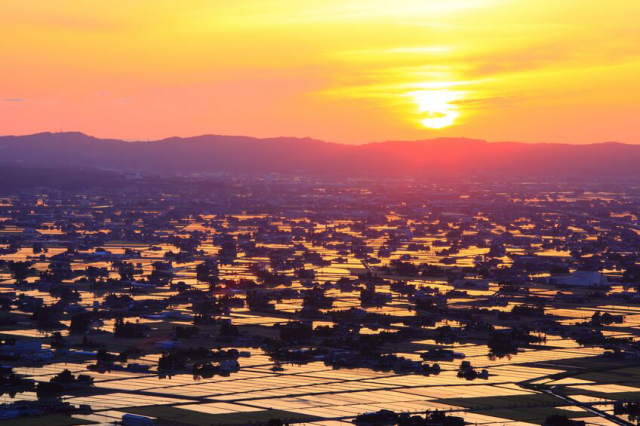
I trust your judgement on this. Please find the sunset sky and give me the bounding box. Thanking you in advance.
[1,0,639,143]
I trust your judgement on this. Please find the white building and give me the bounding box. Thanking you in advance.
[549,271,608,287]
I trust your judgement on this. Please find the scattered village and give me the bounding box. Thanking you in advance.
[1,174,640,425]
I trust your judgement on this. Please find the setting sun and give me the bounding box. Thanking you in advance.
[1,0,639,143]
[2,2,640,425]
[410,90,462,129]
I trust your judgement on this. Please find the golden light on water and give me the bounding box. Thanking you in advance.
[409,89,462,129]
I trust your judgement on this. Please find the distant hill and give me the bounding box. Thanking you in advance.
[0,132,638,177]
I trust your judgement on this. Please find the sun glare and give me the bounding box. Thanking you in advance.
[409,89,462,129]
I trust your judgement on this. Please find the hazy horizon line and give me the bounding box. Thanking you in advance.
[1,130,637,147]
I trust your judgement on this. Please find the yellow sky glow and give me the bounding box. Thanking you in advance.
[0,0,639,143]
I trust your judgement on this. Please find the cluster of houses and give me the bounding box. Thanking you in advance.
[0,177,639,424]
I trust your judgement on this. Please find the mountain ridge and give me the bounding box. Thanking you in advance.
[1,132,638,177]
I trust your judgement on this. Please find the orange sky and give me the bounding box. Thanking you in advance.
[1,0,639,143]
